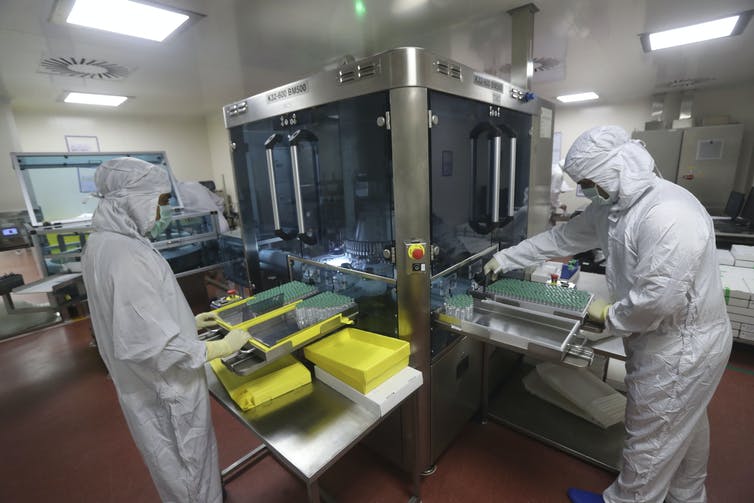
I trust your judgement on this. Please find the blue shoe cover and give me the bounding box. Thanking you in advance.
[567,487,604,503]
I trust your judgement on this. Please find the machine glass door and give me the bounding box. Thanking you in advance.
[230,91,394,283]
[427,90,532,278]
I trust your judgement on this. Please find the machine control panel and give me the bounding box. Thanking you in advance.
[405,241,428,274]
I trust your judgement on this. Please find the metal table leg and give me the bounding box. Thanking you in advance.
[407,393,422,502]
[307,480,320,503]
[480,342,492,423]
[221,444,268,482]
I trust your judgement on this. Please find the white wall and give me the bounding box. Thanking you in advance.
[554,96,651,158]
[205,111,237,207]
[552,96,651,212]
[9,110,216,196]
[551,85,754,212]
[2,107,240,217]
[0,99,23,211]
[688,82,754,191]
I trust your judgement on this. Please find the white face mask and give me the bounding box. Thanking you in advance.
[582,186,613,205]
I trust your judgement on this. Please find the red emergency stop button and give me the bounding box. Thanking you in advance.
[408,244,425,260]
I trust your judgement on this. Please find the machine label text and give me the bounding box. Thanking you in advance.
[473,73,504,93]
[267,81,310,103]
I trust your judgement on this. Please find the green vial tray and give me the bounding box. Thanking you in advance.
[445,294,473,309]
[251,281,316,304]
[487,278,591,314]
[216,281,318,327]
[296,291,355,309]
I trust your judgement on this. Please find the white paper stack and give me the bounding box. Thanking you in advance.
[716,249,735,266]
[314,366,423,417]
[731,245,754,268]
[523,362,626,429]
[718,265,754,340]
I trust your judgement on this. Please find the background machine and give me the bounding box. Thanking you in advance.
[224,47,563,472]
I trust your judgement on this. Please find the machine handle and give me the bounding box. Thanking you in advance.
[468,123,503,235]
[264,133,297,240]
[495,121,519,223]
[491,135,502,224]
[288,129,318,245]
[509,137,517,218]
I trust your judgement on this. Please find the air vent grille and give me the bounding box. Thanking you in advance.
[338,60,380,85]
[435,59,462,80]
[38,56,131,80]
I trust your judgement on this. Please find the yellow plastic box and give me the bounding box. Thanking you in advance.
[303,328,409,393]
[209,355,311,411]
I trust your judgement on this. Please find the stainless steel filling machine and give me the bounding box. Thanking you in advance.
[222,47,607,473]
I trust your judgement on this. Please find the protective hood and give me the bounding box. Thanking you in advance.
[564,125,657,211]
[91,157,172,239]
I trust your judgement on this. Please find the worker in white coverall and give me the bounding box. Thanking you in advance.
[484,126,732,503]
[82,157,249,502]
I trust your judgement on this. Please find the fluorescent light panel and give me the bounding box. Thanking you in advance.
[648,15,740,50]
[556,92,599,103]
[64,92,128,106]
[66,0,189,42]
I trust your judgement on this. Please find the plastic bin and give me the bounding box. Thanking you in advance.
[304,328,409,393]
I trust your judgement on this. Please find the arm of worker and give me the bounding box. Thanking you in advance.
[110,254,208,372]
[490,207,603,274]
[606,203,705,335]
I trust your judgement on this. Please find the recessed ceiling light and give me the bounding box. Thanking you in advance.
[556,92,599,103]
[640,12,752,52]
[61,0,193,42]
[64,92,128,107]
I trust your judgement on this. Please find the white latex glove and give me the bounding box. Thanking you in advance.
[586,298,611,323]
[195,311,220,329]
[205,328,250,361]
[483,257,502,277]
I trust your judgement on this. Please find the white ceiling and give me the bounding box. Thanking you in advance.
[1,0,753,118]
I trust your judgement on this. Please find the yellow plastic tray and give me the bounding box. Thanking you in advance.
[210,355,311,411]
[304,328,409,393]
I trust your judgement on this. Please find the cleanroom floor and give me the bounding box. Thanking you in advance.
[1,317,753,502]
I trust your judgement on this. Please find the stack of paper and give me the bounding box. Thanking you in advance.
[719,265,754,341]
[716,249,735,266]
[730,245,754,268]
[523,362,626,429]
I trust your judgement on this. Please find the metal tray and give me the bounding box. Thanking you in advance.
[221,305,359,376]
[433,298,592,366]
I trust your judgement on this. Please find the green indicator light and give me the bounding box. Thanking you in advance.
[354,0,366,18]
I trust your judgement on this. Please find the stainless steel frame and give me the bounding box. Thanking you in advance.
[224,48,539,129]
[224,46,554,473]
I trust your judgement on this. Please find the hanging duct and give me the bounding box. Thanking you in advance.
[507,3,539,90]
[645,91,694,130]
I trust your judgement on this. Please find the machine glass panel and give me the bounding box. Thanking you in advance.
[229,91,394,289]
[289,257,398,338]
[13,152,181,227]
[31,211,222,276]
[428,90,532,276]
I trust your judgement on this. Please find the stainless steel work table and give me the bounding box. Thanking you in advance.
[205,366,421,502]
[474,314,629,472]
[449,271,631,471]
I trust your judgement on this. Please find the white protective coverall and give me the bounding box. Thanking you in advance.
[490,126,732,503]
[82,158,222,503]
[550,159,572,214]
[177,181,230,233]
